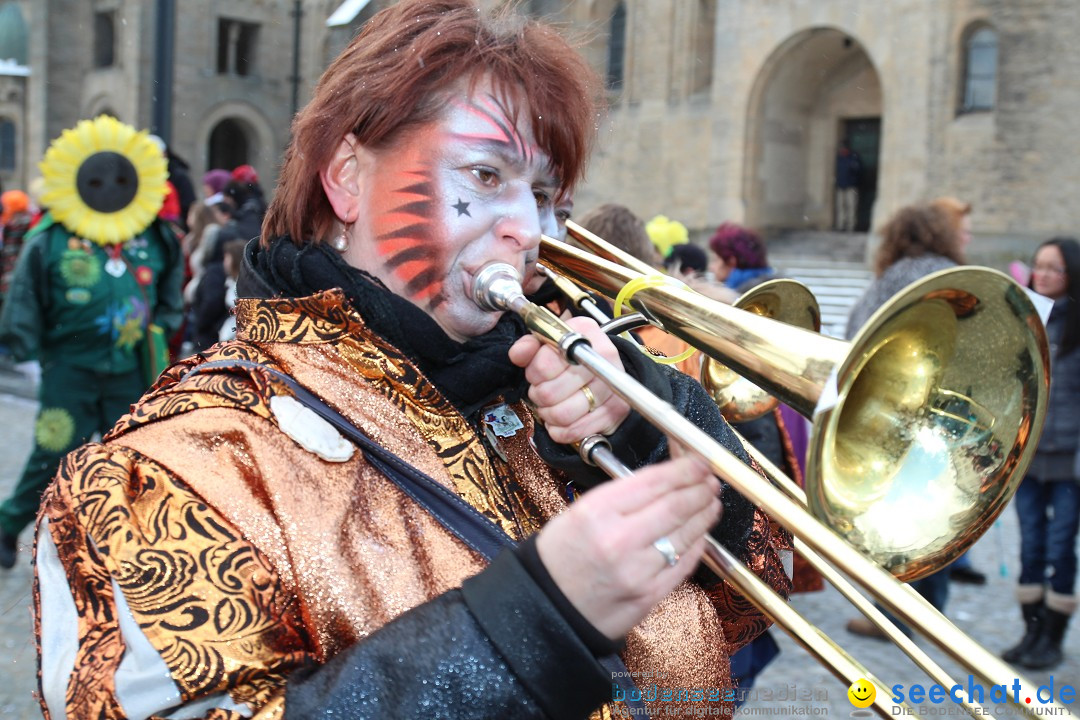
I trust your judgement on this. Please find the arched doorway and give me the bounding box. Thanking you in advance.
[744,28,882,233]
[207,118,251,172]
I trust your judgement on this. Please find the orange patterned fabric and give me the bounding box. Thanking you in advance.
[37,289,789,719]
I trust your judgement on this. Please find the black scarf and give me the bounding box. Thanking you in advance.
[237,236,528,418]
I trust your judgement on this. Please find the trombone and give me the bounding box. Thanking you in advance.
[472,232,1061,716]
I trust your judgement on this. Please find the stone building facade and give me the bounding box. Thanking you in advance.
[9,0,391,199]
[4,0,1076,255]
[551,0,1078,256]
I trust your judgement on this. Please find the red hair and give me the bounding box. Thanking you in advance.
[263,0,603,246]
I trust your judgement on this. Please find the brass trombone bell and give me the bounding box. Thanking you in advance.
[564,219,822,422]
[538,234,1050,582]
[700,279,821,421]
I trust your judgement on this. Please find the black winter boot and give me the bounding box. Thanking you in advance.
[1002,602,1044,663]
[0,527,17,569]
[1020,608,1071,669]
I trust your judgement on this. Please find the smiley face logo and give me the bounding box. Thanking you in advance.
[848,678,876,708]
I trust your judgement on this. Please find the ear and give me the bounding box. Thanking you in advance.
[320,133,376,224]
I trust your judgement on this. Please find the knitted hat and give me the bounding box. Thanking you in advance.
[202,169,231,195]
[231,164,259,185]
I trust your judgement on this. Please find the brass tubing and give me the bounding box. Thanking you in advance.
[474,263,1066,718]
[587,441,909,719]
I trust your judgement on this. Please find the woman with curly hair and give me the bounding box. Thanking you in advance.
[845,202,963,338]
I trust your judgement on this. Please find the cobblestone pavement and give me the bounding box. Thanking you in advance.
[0,384,1077,718]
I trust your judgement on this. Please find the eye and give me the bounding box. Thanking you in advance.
[555,207,571,224]
[534,189,552,210]
[471,167,499,187]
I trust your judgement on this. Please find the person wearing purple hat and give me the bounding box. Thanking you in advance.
[201,169,231,205]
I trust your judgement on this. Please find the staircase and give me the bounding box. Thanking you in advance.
[767,231,874,339]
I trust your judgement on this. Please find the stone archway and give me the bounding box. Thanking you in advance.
[744,28,882,233]
[207,118,251,173]
[197,101,276,189]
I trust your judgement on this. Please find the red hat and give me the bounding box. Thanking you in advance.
[231,164,259,185]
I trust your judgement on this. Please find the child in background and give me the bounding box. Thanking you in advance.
[218,239,247,343]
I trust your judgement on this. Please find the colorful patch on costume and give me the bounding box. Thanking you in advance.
[65,288,92,305]
[94,296,149,349]
[135,265,153,286]
[35,407,76,452]
[59,248,102,288]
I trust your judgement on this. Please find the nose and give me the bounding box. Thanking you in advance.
[494,184,544,253]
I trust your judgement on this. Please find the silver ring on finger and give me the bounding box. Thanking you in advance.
[653,535,679,567]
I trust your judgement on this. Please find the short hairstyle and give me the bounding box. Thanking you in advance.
[264,0,602,246]
[873,203,963,275]
[708,223,767,269]
[575,203,654,264]
[664,243,708,274]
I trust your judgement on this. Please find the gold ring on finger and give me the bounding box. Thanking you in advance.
[581,384,598,413]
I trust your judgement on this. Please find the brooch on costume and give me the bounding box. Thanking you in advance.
[38,115,169,248]
[481,402,524,463]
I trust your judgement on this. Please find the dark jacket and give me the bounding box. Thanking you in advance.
[1030,299,1080,481]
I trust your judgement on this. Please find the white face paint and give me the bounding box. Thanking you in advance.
[344,77,559,341]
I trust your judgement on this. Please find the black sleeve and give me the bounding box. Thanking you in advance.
[532,337,759,561]
[283,548,611,720]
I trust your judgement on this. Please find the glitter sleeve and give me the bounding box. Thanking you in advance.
[283,548,611,719]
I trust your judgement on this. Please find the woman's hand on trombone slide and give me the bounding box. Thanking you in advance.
[536,454,723,640]
[509,316,633,442]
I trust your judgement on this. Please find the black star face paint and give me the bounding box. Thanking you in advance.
[347,76,560,342]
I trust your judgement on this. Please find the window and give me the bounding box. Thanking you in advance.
[607,2,626,91]
[0,118,15,171]
[690,0,716,96]
[217,18,259,77]
[207,119,249,172]
[961,25,997,112]
[93,11,115,68]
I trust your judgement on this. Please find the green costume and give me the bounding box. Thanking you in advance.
[0,214,183,538]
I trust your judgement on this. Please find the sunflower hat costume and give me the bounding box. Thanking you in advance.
[0,117,185,565]
[39,115,169,246]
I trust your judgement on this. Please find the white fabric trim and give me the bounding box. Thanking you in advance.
[112,580,252,719]
[38,519,77,720]
[35,520,251,719]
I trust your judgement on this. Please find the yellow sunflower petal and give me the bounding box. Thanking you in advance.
[40,115,167,246]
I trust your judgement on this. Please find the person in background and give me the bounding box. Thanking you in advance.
[664,242,708,281]
[201,168,232,206]
[843,202,965,639]
[0,116,183,569]
[1001,237,1080,670]
[217,238,246,342]
[834,139,861,232]
[0,190,33,312]
[32,4,789,717]
[644,214,687,264]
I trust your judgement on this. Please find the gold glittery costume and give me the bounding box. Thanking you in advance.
[35,289,790,719]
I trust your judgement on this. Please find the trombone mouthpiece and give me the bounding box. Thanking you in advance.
[473,263,524,311]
